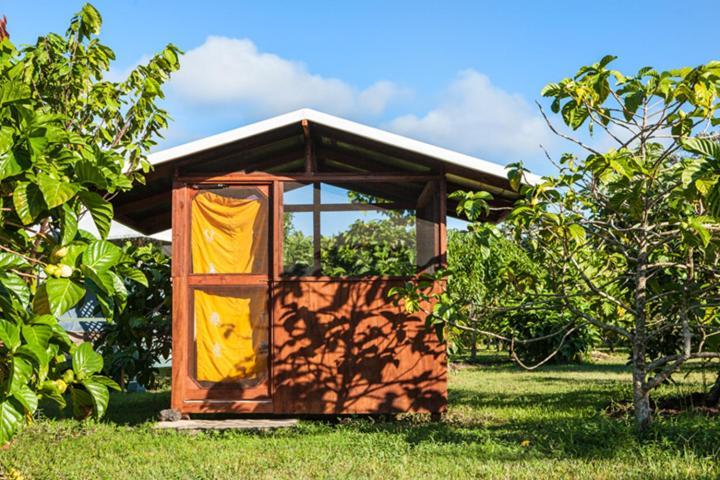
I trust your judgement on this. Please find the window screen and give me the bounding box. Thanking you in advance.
[282,181,439,276]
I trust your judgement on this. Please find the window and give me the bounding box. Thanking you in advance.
[282,181,439,276]
[190,186,269,274]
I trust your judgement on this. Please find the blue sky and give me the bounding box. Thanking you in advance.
[4,0,720,176]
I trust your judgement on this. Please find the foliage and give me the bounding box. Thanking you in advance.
[94,242,171,390]
[396,57,720,431]
[0,4,179,444]
[282,212,313,274]
[3,355,720,479]
[321,213,416,277]
[283,205,417,277]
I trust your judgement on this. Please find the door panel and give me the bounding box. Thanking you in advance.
[182,183,272,403]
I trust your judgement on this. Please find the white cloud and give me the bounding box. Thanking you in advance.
[170,36,407,117]
[388,69,552,160]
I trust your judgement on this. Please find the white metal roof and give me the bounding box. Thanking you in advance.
[147,108,541,184]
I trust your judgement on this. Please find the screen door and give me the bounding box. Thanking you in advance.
[186,184,271,400]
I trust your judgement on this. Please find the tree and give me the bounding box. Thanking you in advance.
[93,242,171,390]
[492,57,720,430]
[0,4,179,444]
[395,57,720,431]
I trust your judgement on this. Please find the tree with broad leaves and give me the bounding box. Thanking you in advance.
[0,4,179,444]
[396,56,720,431]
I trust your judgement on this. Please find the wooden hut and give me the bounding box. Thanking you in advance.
[110,109,523,416]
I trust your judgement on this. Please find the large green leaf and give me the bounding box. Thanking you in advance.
[81,379,109,419]
[0,319,20,351]
[122,268,148,287]
[37,173,81,209]
[69,385,93,419]
[0,399,23,446]
[21,323,53,347]
[78,191,113,239]
[12,384,38,414]
[16,342,49,377]
[682,137,720,161]
[81,264,114,294]
[61,203,79,245]
[0,272,31,306]
[82,240,122,272]
[13,181,45,225]
[0,80,31,105]
[72,342,103,378]
[10,356,32,393]
[0,252,29,270]
[75,160,107,188]
[37,278,85,316]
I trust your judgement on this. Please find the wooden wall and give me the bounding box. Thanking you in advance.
[272,279,447,414]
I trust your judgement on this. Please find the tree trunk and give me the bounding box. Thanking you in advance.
[470,329,478,362]
[632,366,652,431]
[708,371,720,407]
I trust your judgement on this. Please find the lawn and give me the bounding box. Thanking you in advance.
[3,353,719,479]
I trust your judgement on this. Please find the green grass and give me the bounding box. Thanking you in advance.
[3,353,720,479]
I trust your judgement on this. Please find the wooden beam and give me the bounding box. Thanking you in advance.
[302,119,315,175]
[312,182,321,274]
[177,172,441,184]
[284,202,414,213]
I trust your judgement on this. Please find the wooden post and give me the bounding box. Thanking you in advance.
[312,182,321,275]
[170,180,190,412]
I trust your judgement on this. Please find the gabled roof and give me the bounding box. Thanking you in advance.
[112,108,536,235]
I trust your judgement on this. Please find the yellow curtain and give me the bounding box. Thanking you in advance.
[191,191,268,383]
[191,191,268,274]
[194,289,267,383]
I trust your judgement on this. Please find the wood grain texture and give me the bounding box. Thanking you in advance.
[272,279,447,414]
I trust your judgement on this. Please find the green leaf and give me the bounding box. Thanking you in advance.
[0,252,29,270]
[567,224,586,243]
[75,160,107,188]
[13,181,45,225]
[682,137,720,161]
[72,342,103,378]
[61,203,79,245]
[81,379,110,419]
[91,375,121,391]
[82,240,122,272]
[0,272,30,306]
[0,399,23,446]
[16,343,49,373]
[69,385,94,419]
[21,323,53,347]
[10,356,32,393]
[0,148,31,181]
[81,264,114,294]
[12,384,38,414]
[37,173,81,209]
[80,3,103,35]
[43,278,85,316]
[0,80,31,105]
[123,268,148,287]
[0,319,20,351]
[78,192,113,239]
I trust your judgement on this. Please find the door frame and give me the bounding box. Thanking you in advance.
[171,179,278,413]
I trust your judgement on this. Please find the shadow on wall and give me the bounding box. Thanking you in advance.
[271,279,447,414]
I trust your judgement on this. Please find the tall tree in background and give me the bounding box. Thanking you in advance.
[495,57,720,430]
[398,57,720,431]
[0,4,179,444]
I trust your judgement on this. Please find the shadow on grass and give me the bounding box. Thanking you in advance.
[36,363,720,463]
[39,390,171,426]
